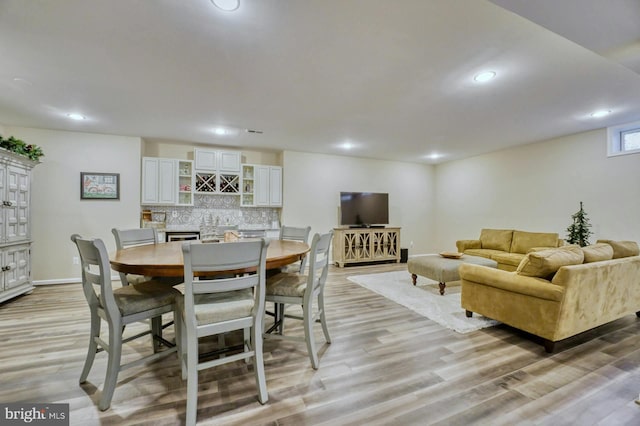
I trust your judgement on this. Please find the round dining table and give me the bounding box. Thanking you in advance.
[109,239,310,277]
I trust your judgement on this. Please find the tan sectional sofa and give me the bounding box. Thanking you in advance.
[456,228,563,271]
[459,240,640,352]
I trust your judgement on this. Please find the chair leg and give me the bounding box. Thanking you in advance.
[252,323,268,404]
[175,308,188,380]
[303,302,319,370]
[277,303,285,334]
[174,308,184,375]
[244,327,251,364]
[99,321,123,411]
[80,312,101,383]
[185,331,199,426]
[218,333,226,359]
[151,316,162,353]
[318,293,331,344]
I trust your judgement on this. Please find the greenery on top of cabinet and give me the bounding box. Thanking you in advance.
[0,135,44,161]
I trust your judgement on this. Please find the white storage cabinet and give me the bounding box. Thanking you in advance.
[0,149,37,303]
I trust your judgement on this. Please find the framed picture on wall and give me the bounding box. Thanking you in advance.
[80,172,120,200]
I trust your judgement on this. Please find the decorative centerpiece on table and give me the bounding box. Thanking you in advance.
[566,201,593,247]
[0,135,44,161]
[200,213,218,243]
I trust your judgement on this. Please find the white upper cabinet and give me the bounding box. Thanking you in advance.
[253,165,282,207]
[219,151,241,172]
[194,149,217,171]
[193,149,241,194]
[142,157,177,205]
[269,166,282,207]
[255,166,270,206]
[194,149,240,172]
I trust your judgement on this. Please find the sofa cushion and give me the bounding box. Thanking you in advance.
[596,240,640,259]
[510,231,559,254]
[480,229,513,252]
[463,248,506,260]
[581,243,614,263]
[490,252,525,267]
[516,245,584,279]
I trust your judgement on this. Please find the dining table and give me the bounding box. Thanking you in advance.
[109,239,310,278]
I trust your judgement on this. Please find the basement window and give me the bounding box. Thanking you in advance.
[607,120,640,157]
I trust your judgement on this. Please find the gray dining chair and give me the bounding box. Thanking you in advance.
[112,227,183,287]
[71,234,179,411]
[175,238,270,426]
[111,227,158,286]
[279,225,311,273]
[264,230,333,369]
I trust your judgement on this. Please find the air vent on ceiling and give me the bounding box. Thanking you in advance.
[245,129,263,134]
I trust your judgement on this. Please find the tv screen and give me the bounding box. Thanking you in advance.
[340,192,389,227]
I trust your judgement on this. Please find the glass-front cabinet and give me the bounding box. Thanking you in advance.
[177,160,194,206]
[241,165,255,206]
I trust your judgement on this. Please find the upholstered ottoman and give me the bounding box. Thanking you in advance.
[408,254,498,295]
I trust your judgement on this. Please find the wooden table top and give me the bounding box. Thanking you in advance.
[109,239,310,277]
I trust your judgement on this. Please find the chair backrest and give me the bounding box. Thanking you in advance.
[111,228,159,285]
[71,234,119,322]
[280,225,312,272]
[112,227,158,250]
[181,239,270,324]
[279,225,311,243]
[303,231,333,303]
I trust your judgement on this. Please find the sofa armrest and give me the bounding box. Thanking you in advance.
[456,239,481,252]
[459,264,564,301]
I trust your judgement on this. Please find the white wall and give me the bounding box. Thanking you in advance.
[6,127,142,283]
[281,151,437,255]
[7,124,637,282]
[434,129,640,250]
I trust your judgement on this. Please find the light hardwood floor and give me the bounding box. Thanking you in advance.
[1,262,639,425]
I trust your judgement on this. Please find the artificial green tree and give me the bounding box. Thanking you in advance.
[566,201,593,247]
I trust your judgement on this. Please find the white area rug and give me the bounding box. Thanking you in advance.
[348,270,499,334]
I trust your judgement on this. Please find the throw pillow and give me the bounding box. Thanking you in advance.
[581,243,614,263]
[596,240,640,259]
[480,229,513,252]
[516,245,584,279]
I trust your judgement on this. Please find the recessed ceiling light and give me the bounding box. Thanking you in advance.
[211,126,241,136]
[426,153,443,160]
[67,113,86,121]
[474,71,496,83]
[590,109,611,118]
[12,77,32,85]
[211,0,239,11]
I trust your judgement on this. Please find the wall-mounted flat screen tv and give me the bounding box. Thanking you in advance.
[340,192,389,227]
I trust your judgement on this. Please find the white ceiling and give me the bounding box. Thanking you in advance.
[1,0,640,164]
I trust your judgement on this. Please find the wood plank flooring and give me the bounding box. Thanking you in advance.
[1,262,639,425]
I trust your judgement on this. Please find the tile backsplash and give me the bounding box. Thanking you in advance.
[143,194,280,230]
